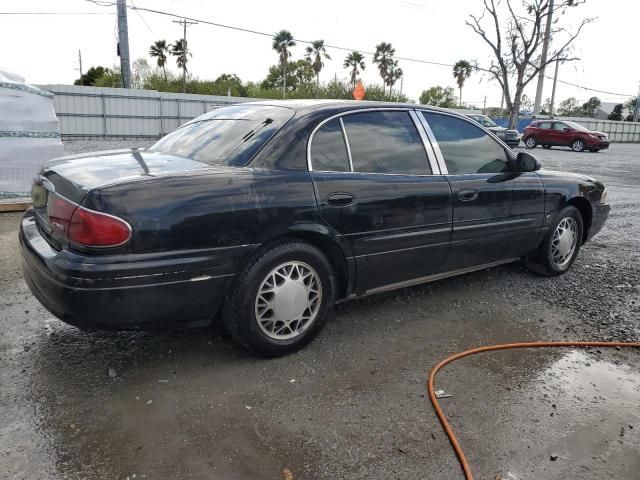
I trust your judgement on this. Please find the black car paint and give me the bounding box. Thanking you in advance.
[20,101,610,330]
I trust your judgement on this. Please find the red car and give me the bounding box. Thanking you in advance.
[523,120,609,152]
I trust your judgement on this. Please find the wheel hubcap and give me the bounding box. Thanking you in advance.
[527,138,535,147]
[573,140,583,151]
[255,261,322,340]
[551,217,578,269]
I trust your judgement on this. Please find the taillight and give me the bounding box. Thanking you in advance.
[46,192,131,247]
[69,207,131,247]
[48,192,76,239]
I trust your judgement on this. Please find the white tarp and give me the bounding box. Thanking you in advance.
[0,69,64,197]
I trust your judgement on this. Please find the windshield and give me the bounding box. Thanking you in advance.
[470,115,498,128]
[150,104,294,166]
[564,121,590,132]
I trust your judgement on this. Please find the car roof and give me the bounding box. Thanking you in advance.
[238,99,463,116]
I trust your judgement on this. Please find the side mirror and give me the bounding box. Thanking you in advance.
[564,127,571,132]
[516,152,541,172]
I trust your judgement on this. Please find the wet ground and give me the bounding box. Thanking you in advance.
[1,142,639,480]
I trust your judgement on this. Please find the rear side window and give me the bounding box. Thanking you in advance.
[310,119,350,172]
[421,112,509,174]
[342,111,430,175]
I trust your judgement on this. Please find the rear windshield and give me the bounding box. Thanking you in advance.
[150,104,294,166]
[469,115,497,128]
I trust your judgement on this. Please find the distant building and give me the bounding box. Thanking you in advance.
[596,102,631,120]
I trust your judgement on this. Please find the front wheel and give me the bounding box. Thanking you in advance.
[222,240,335,356]
[523,206,583,277]
[524,136,537,149]
[571,139,585,152]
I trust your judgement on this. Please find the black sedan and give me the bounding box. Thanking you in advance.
[21,101,610,356]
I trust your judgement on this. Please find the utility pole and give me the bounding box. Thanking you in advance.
[549,58,560,118]
[483,96,487,114]
[533,0,555,114]
[78,50,83,85]
[116,0,131,88]
[173,17,198,93]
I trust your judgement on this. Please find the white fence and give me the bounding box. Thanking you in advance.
[36,85,257,139]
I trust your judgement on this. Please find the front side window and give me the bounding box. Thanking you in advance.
[421,112,510,174]
[537,121,553,130]
[341,111,430,175]
[150,104,293,166]
[553,122,568,131]
[310,119,350,172]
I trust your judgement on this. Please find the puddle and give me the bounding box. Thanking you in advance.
[496,350,640,479]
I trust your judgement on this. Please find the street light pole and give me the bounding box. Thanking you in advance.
[116,0,131,88]
[533,0,555,114]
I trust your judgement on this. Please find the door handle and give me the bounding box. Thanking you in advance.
[326,192,355,207]
[457,188,479,202]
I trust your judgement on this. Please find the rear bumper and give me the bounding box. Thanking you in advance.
[20,210,254,330]
[587,203,610,242]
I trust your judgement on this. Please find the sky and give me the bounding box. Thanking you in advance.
[1,0,638,108]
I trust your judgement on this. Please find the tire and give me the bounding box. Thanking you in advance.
[222,239,336,356]
[570,139,585,152]
[524,136,537,149]
[542,145,552,149]
[523,206,583,277]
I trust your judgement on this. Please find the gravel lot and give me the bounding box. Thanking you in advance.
[1,141,639,480]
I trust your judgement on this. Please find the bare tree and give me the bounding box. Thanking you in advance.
[467,0,592,128]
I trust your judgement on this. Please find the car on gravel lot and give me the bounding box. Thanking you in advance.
[465,113,521,147]
[20,101,610,356]
[523,120,609,152]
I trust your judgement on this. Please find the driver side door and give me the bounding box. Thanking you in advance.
[419,111,545,272]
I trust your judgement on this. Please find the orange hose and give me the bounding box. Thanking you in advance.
[427,341,640,480]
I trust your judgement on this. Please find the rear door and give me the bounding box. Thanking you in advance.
[419,111,545,272]
[308,109,452,294]
[535,121,554,145]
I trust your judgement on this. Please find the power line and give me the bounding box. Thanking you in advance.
[82,0,636,98]
[0,11,115,15]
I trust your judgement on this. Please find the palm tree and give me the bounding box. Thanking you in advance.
[170,38,191,93]
[305,40,331,88]
[343,51,365,88]
[372,42,395,97]
[453,60,473,107]
[149,40,169,83]
[387,64,403,96]
[272,30,296,99]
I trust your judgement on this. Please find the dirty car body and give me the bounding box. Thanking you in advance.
[20,101,610,355]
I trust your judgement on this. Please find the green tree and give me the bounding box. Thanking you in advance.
[373,42,397,96]
[93,68,122,88]
[305,40,330,88]
[74,66,108,86]
[452,60,473,106]
[343,51,365,88]
[557,97,580,117]
[149,40,170,82]
[170,38,191,92]
[261,60,314,92]
[580,96,601,117]
[272,30,296,98]
[540,97,553,115]
[419,86,457,107]
[608,104,624,121]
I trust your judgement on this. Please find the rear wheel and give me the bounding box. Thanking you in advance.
[571,139,585,152]
[222,240,335,356]
[524,136,537,149]
[542,145,552,149]
[523,206,583,276]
